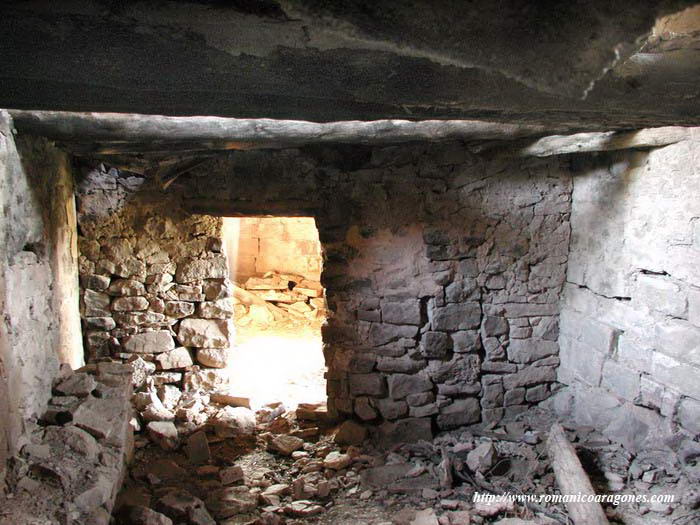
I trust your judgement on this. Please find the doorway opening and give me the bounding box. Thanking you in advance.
[221,217,327,410]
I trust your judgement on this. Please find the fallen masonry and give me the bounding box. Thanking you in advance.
[101,368,700,525]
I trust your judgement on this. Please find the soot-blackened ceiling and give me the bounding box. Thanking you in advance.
[0,0,699,130]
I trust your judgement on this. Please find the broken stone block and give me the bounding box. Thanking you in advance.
[157,384,182,410]
[147,421,180,451]
[210,406,256,437]
[74,472,114,513]
[107,278,146,297]
[219,465,245,485]
[176,256,228,283]
[196,348,230,368]
[123,331,175,354]
[112,296,150,312]
[410,509,439,525]
[157,489,215,524]
[186,431,211,465]
[323,451,351,470]
[164,301,195,318]
[85,316,117,330]
[677,397,700,435]
[73,401,112,439]
[203,279,234,301]
[127,356,155,387]
[84,289,111,317]
[82,273,111,291]
[466,442,497,473]
[334,420,367,445]
[44,425,100,460]
[183,367,229,391]
[210,392,250,408]
[268,435,305,456]
[283,500,324,517]
[156,347,193,370]
[197,298,235,319]
[119,506,174,525]
[206,486,256,519]
[55,372,97,397]
[177,318,232,348]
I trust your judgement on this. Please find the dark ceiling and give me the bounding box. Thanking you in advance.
[0,1,699,131]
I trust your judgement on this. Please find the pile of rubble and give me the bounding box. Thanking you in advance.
[0,362,133,524]
[118,381,700,525]
[233,272,326,329]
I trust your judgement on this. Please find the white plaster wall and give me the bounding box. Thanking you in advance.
[556,130,700,446]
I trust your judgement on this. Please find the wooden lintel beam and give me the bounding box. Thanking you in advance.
[8,109,551,144]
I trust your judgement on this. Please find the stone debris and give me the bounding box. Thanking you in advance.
[235,272,326,328]
[0,363,133,524]
[114,389,699,525]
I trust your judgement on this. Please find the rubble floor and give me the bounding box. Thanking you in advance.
[113,405,700,525]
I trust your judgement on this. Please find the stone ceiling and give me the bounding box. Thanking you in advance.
[1,1,699,132]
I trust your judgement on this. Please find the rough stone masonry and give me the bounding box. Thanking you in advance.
[76,142,573,438]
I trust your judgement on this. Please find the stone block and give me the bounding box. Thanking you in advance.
[572,385,622,429]
[504,387,525,406]
[502,303,558,318]
[616,334,653,374]
[147,421,180,451]
[506,339,558,363]
[376,398,408,420]
[156,347,193,370]
[636,273,686,317]
[367,323,420,347]
[689,288,700,328]
[502,365,556,390]
[420,331,452,358]
[176,256,228,283]
[165,301,195,318]
[388,374,432,400]
[677,397,700,435]
[348,373,387,397]
[655,319,700,366]
[639,375,679,417]
[112,296,149,312]
[84,289,111,317]
[382,299,421,325]
[432,303,481,331]
[376,355,426,374]
[651,351,700,399]
[123,331,175,354]
[436,398,480,429]
[451,330,481,353]
[558,336,604,386]
[196,348,230,368]
[83,274,111,292]
[481,315,509,337]
[197,298,235,319]
[107,278,146,297]
[177,318,232,348]
[601,359,640,401]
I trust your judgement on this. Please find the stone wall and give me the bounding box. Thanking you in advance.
[183,143,572,434]
[76,164,236,384]
[553,132,700,448]
[0,111,82,480]
[225,217,322,282]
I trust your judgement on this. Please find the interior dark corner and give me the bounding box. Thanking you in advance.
[0,2,699,525]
